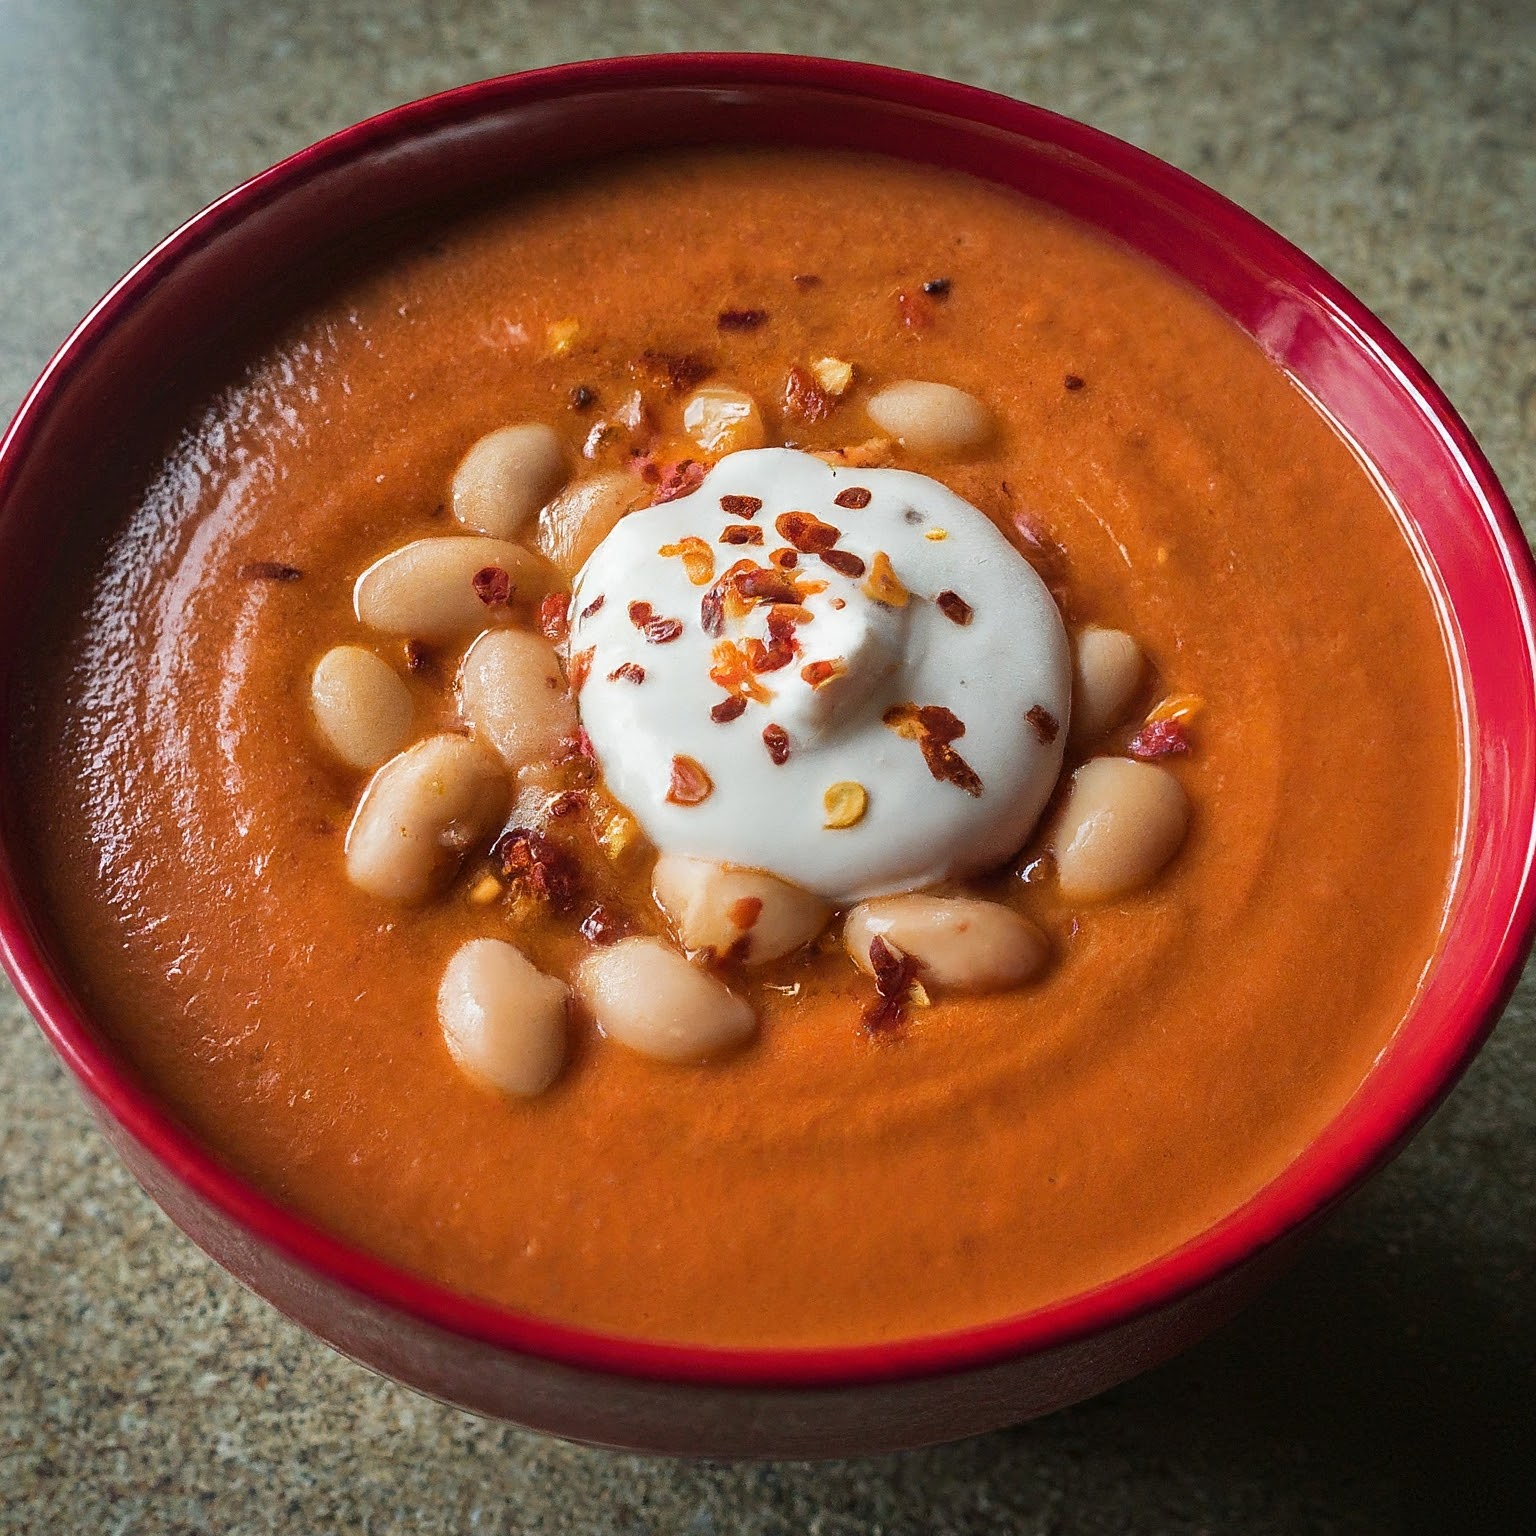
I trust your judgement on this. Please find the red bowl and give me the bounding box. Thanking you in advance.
[2,55,1533,1458]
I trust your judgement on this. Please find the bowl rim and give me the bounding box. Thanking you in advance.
[3,51,1534,1391]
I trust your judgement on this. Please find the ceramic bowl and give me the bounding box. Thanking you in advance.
[2,55,1533,1458]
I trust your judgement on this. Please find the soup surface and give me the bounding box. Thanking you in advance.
[17,149,1461,1347]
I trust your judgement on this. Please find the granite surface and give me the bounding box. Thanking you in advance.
[1,1,1532,1531]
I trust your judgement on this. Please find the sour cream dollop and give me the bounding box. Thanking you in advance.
[569,449,1069,903]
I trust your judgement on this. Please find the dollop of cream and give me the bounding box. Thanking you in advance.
[569,449,1069,902]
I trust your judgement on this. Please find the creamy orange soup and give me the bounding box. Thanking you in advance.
[17,149,1460,1347]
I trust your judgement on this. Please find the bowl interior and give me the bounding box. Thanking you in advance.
[2,55,1533,1388]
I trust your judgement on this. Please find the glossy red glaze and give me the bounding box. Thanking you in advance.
[1,56,1533,1457]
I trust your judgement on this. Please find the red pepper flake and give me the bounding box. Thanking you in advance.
[555,728,596,764]
[1025,704,1060,744]
[579,593,605,620]
[922,277,952,298]
[472,565,513,605]
[709,639,774,704]
[720,494,762,519]
[896,289,932,330]
[569,384,597,410]
[666,755,714,806]
[403,639,435,675]
[717,308,768,332]
[700,586,725,636]
[819,549,866,578]
[770,548,799,570]
[1127,718,1192,759]
[800,658,846,689]
[652,459,706,505]
[746,635,795,674]
[579,904,629,945]
[792,273,821,291]
[1006,509,1070,588]
[548,790,587,818]
[644,616,684,644]
[935,590,974,626]
[833,486,872,510]
[628,600,654,628]
[864,934,923,1034]
[608,661,646,684]
[538,591,570,640]
[492,827,583,910]
[738,567,802,604]
[659,534,715,585]
[1064,374,1086,392]
[775,510,841,553]
[883,702,983,797]
[728,896,764,930]
[719,525,764,545]
[636,350,713,394]
[238,560,303,582]
[762,723,790,765]
[784,364,833,425]
[710,696,747,723]
[567,647,595,691]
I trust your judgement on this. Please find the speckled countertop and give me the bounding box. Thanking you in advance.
[2,3,1532,1532]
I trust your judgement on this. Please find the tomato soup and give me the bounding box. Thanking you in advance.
[15,149,1461,1348]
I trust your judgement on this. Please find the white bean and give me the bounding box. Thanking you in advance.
[437,937,568,1096]
[651,854,830,965]
[354,537,554,642]
[310,645,413,770]
[865,380,992,457]
[345,733,508,902]
[844,895,1048,993]
[451,423,567,539]
[534,470,647,579]
[574,937,755,1065]
[1070,628,1146,748]
[458,628,577,772]
[1051,756,1190,902]
[682,386,767,456]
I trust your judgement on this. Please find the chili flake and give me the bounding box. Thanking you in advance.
[1127,718,1192,759]
[719,525,764,545]
[579,593,605,620]
[659,535,715,585]
[710,696,747,723]
[863,551,909,608]
[1025,704,1060,744]
[493,827,582,910]
[935,590,974,626]
[924,528,949,542]
[1146,693,1205,725]
[567,647,595,692]
[833,486,872,510]
[801,658,846,690]
[608,662,646,684]
[775,510,841,553]
[643,616,684,644]
[810,357,855,397]
[820,549,866,578]
[238,560,303,582]
[579,904,628,945]
[896,289,932,330]
[728,896,764,930]
[769,548,799,570]
[538,592,570,640]
[651,459,706,505]
[472,565,513,606]
[628,600,654,628]
[1064,374,1086,391]
[784,364,834,425]
[762,723,790,764]
[718,308,768,331]
[864,935,922,1034]
[823,781,869,829]
[883,702,983,797]
[666,755,714,806]
[636,350,713,394]
[720,494,762,519]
